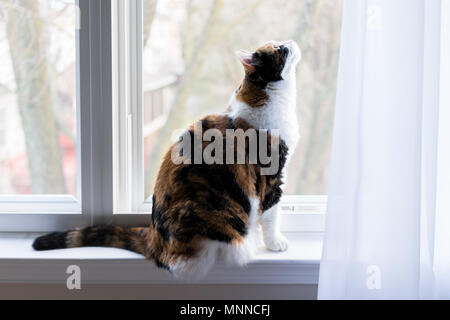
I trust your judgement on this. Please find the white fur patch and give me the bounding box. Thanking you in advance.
[218,197,262,267]
[170,198,262,280]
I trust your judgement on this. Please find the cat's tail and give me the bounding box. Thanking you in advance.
[32,226,150,255]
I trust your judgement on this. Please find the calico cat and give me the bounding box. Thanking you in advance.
[33,40,301,279]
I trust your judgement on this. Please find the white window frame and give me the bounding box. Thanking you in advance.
[111,0,327,233]
[0,0,114,232]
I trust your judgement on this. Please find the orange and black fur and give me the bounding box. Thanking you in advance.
[33,41,301,279]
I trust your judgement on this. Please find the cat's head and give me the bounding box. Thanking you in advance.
[235,40,301,83]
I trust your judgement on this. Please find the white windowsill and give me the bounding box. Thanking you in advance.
[0,233,322,285]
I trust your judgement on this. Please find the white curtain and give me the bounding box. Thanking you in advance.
[318,0,450,299]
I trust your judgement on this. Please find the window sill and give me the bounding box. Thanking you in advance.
[0,233,322,285]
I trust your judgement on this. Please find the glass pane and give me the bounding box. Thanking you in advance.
[0,0,77,196]
[142,0,343,197]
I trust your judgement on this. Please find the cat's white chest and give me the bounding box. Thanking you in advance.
[229,94,300,151]
[257,103,299,150]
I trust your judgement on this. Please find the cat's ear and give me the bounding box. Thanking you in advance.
[235,50,256,72]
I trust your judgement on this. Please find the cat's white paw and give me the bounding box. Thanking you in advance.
[264,233,289,252]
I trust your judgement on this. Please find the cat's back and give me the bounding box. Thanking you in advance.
[149,114,265,278]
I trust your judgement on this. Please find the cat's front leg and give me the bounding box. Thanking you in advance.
[260,204,289,252]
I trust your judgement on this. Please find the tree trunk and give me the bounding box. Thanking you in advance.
[145,0,225,194]
[5,0,66,194]
[143,0,158,47]
[292,0,342,194]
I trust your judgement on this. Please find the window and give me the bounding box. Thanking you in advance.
[1,0,343,233]
[0,0,79,213]
[112,0,343,232]
[0,0,112,231]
